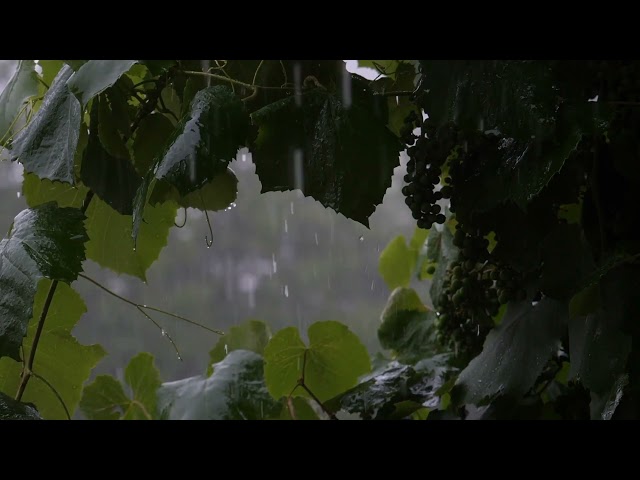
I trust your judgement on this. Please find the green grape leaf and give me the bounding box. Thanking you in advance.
[158,350,280,420]
[160,86,181,122]
[425,227,460,310]
[22,173,88,209]
[452,296,568,405]
[154,86,249,194]
[0,204,87,360]
[252,78,401,227]
[79,375,129,420]
[208,319,271,375]
[325,354,455,420]
[80,102,141,215]
[377,287,436,364]
[97,94,130,159]
[409,227,429,251]
[80,352,161,420]
[378,236,414,290]
[84,195,176,281]
[540,224,596,299]
[66,60,138,105]
[569,283,601,319]
[0,60,38,146]
[132,113,175,175]
[10,65,81,184]
[0,280,105,419]
[38,60,65,89]
[0,391,42,420]
[140,60,176,77]
[263,321,371,402]
[150,169,238,212]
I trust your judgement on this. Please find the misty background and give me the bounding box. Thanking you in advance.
[0,60,418,389]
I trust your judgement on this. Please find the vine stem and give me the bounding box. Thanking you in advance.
[183,70,299,92]
[288,350,338,420]
[31,371,71,420]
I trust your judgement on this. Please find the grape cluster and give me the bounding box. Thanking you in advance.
[400,112,455,229]
[433,221,526,355]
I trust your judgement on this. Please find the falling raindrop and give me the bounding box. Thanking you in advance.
[359,235,364,242]
[293,63,302,106]
[284,218,288,233]
[284,285,289,297]
[341,67,352,108]
[272,253,277,273]
[371,279,375,291]
[16,191,21,198]
[477,324,480,336]
[315,233,319,245]
[224,344,228,355]
[290,202,294,215]
[241,152,247,162]
[293,149,304,190]
[133,247,136,252]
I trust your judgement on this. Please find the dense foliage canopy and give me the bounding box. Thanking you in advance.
[1,59,639,420]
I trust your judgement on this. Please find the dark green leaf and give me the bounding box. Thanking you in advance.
[208,319,271,375]
[264,321,371,402]
[452,295,568,405]
[252,78,401,226]
[140,60,176,77]
[0,60,38,146]
[150,169,238,212]
[541,224,596,299]
[0,391,42,420]
[0,203,87,359]
[80,352,161,420]
[279,396,319,420]
[97,94,129,159]
[67,60,138,105]
[22,174,88,209]
[10,65,81,184]
[0,280,105,419]
[158,350,280,420]
[84,195,176,281]
[79,375,129,420]
[132,113,175,175]
[378,236,414,290]
[154,86,249,195]
[378,287,437,364]
[105,83,132,138]
[81,100,141,215]
[569,283,601,319]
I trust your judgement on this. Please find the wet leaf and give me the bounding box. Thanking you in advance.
[264,321,371,402]
[0,280,105,419]
[0,391,42,420]
[131,113,175,175]
[378,236,414,290]
[0,204,87,360]
[11,65,81,184]
[208,319,271,375]
[452,296,568,405]
[158,350,280,420]
[67,60,138,105]
[252,77,401,227]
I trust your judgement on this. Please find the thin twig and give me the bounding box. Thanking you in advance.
[31,371,71,420]
[183,70,298,92]
[136,306,183,361]
[78,273,223,335]
[252,60,265,86]
[298,350,337,420]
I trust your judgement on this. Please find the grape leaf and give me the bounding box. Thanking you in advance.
[84,195,176,281]
[80,352,161,420]
[158,350,281,420]
[97,93,129,159]
[252,78,402,227]
[0,280,105,419]
[378,236,414,290]
[377,287,437,364]
[66,60,138,105]
[425,227,459,310]
[207,319,271,375]
[80,99,141,215]
[0,60,38,146]
[263,321,371,402]
[0,203,87,360]
[22,173,88,209]
[140,60,176,76]
[10,65,81,184]
[38,60,65,89]
[64,61,87,71]
[0,391,42,420]
[131,113,175,175]
[150,169,238,212]
[131,86,250,242]
[452,295,568,405]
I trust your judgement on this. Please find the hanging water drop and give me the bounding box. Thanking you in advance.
[161,329,167,337]
[177,354,183,361]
